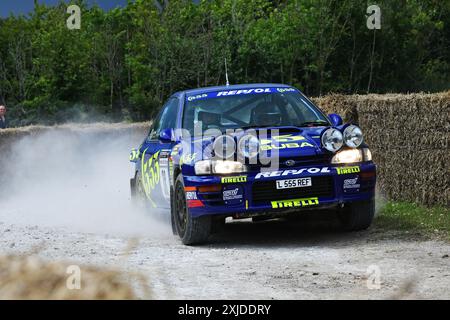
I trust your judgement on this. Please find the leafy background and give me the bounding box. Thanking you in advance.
[0,0,449,126]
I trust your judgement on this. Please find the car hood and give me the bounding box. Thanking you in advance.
[186,126,328,160]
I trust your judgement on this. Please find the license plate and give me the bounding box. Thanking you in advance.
[276,177,312,190]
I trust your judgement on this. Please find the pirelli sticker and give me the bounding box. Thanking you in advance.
[271,197,319,209]
[336,166,361,175]
[221,175,247,184]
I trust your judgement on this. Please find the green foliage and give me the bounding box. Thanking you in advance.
[0,0,449,126]
[376,201,450,240]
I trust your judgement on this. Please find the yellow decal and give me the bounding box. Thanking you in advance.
[180,153,197,166]
[169,158,174,177]
[260,134,305,145]
[271,197,319,209]
[336,166,361,175]
[221,175,247,184]
[275,134,306,142]
[171,144,181,156]
[260,142,314,151]
[258,135,314,151]
[300,142,314,148]
[129,149,140,162]
[141,150,161,207]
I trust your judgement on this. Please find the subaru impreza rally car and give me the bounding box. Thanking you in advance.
[130,84,376,245]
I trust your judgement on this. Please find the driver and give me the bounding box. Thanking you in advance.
[251,102,282,126]
[198,111,221,131]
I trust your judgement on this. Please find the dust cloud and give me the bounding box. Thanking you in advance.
[0,126,171,238]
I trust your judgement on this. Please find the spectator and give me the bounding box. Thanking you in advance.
[0,105,7,129]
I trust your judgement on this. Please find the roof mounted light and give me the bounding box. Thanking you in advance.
[321,128,343,152]
[213,135,235,159]
[238,135,260,158]
[343,125,364,148]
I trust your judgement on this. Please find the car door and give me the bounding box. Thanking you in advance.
[139,97,180,209]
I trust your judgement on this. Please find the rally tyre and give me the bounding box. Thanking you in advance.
[130,177,136,198]
[131,171,146,205]
[131,171,143,203]
[211,217,226,234]
[339,199,375,231]
[173,174,211,245]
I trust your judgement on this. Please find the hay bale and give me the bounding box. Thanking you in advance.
[0,255,137,300]
[312,94,359,123]
[355,93,450,131]
[373,149,449,206]
[313,91,450,207]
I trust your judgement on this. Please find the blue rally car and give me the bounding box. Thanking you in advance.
[130,84,376,245]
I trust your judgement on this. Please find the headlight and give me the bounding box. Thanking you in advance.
[343,125,363,148]
[194,160,212,175]
[321,128,343,152]
[194,160,247,175]
[238,135,260,158]
[213,160,246,174]
[213,135,236,159]
[331,148,372,164]
[331,149,363,164]
[362,148,372,161]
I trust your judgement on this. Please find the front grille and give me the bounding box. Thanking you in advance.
[248,154,331,170]
[252,176,334,203]
[279,155,331,168]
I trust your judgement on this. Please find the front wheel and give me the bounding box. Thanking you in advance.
[131,171,145,204]
[172,174,211,245]
[338,199,375,231]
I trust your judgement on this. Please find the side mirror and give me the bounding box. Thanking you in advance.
[328,114,343,126]
[159,128,174,143]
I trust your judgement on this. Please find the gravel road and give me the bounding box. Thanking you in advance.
[0,126,448,299]
[1,218,449,300]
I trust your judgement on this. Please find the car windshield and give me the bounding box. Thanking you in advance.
[183,88,330,135]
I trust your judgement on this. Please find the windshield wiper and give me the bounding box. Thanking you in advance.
[297,120,329,127]
[240,125,276,130]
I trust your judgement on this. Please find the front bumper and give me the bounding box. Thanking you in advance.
[184,162,376,218]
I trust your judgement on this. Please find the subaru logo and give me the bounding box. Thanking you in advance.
[285,160,295,167]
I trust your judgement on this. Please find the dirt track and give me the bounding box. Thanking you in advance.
[0,124,449,299]
[1,218,449,299]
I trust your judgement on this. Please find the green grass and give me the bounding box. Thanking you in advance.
[375,201,450,240]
